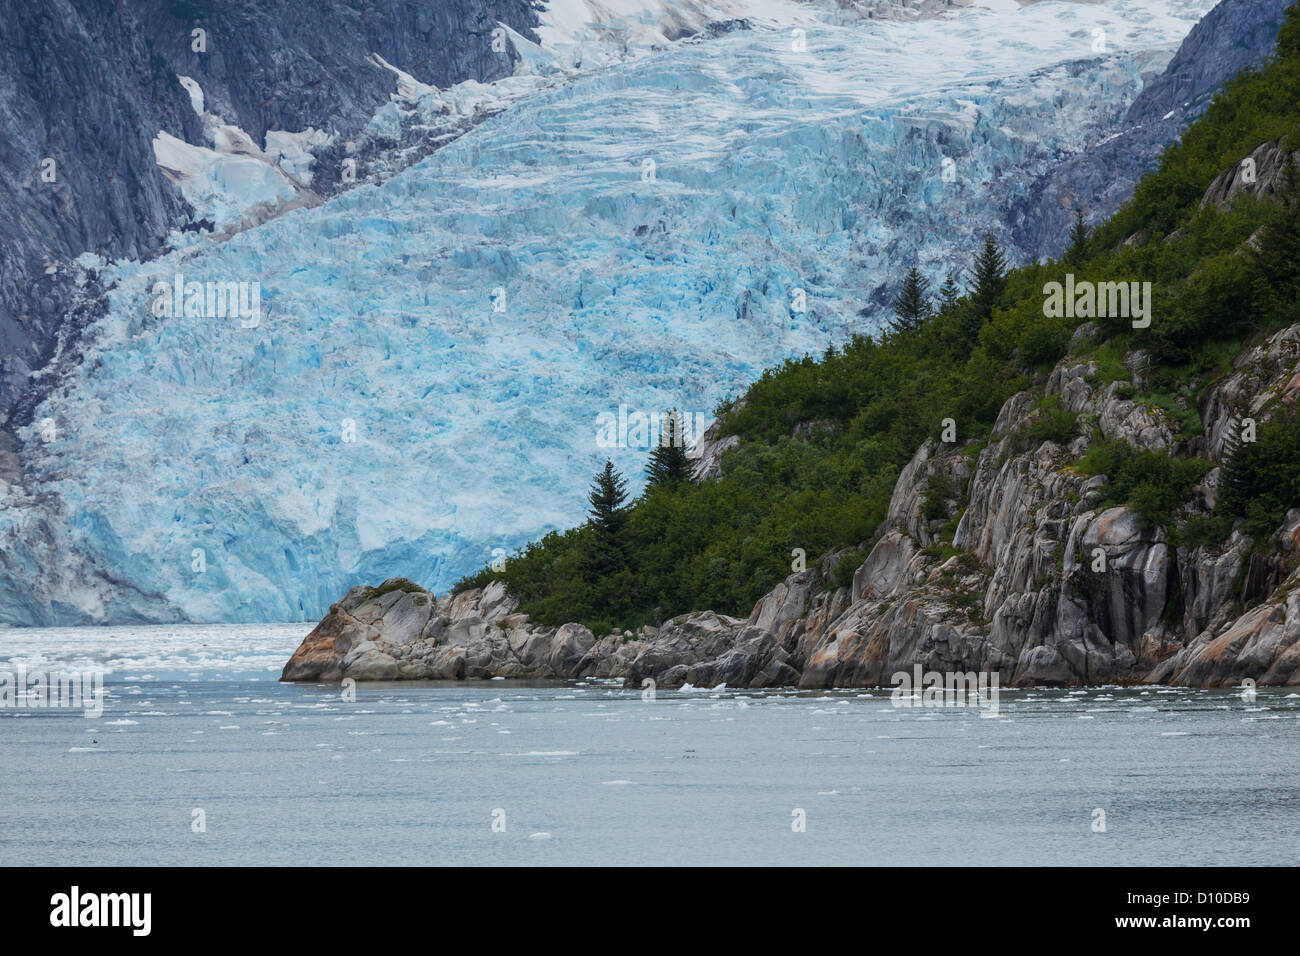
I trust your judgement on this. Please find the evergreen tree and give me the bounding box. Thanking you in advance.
[584,459,630,584]
[1065,209,1089,266]
[937,272,961,312]
[1218,414,1255,516]
[588,459,628,534]
[889,266,931,334]
[965,234,1008,338]
[1250,154,1300,317]
[1217,406,1300,537]
[646,410,693,488]
[1222,416,1242,504]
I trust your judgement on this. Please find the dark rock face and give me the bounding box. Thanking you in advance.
[123,0,539,148]
[0,0,540,419]
[0,0,200,412]
[1007,0,1292,261]
[1121,0,1288,127]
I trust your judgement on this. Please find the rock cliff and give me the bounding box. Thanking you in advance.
[0,0,539,416]
[1008,0,1292,261]
[284,305,1300,687]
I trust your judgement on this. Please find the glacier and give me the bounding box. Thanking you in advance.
[0,0,1218,625]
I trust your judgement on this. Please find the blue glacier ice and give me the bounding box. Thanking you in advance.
[0,0,1216,624]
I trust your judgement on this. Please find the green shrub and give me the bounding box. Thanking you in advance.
[371,577,427,597]
[1016,396,1080,449]
[833,549,866,590]
[1077,440,1212,527]
[1174,514,1236,548]
[1219,406,1300,538]
[1020,322,1072,366]
[922,473,957,520]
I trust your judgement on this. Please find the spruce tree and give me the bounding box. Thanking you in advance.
[1065,209,1088,266]
[1250,154,1300,318]
[937,272,961,312]
[646,410,693,488]
[584,459,629,583]
[1217,415,1254,516]
[965,234,1008,339]
[890,266,931,334]
[588,459,628,535]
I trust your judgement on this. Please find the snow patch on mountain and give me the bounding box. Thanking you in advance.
[153,133,298,229]
[152,73,329,231]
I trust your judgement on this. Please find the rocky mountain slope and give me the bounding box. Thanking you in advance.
[284,364,1300,686]
[0,0,540,416]
[1009,0,1293,258]
[283,322,1300,687]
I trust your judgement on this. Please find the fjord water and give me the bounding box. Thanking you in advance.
[2,624,1296,866]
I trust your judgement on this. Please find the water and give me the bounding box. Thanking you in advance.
[2,624,1296,865]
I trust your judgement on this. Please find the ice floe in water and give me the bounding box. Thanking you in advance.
[0,623,306,675]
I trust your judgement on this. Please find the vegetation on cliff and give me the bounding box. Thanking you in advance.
[455,5,1300,634]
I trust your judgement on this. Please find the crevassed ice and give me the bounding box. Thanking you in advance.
[1,0,1214,625]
